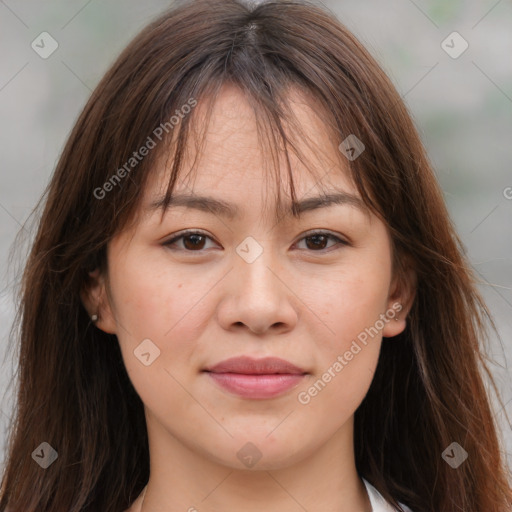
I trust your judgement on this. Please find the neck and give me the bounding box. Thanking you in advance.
[137,414,372,512]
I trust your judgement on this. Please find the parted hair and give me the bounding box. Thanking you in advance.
[0,1,511,510]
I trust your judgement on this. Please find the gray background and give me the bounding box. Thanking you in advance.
[1,0,511,472]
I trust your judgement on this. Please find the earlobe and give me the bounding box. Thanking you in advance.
[80,268,117,334]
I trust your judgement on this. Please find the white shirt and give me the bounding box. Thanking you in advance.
[363,478,413,512]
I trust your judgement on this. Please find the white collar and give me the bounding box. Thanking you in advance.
[362,478,413,512]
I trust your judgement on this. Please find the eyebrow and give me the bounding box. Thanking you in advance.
[147,191,368,220]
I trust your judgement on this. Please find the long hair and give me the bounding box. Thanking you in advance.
[1,0,510,510]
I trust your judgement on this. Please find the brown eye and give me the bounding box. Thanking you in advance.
[163,230,348,254]
[182,233,207,250]
[305,234,329,250]
[163,231,216,252]
[296,231,348,252]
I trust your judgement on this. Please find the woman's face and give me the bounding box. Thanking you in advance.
[87,84,411,471]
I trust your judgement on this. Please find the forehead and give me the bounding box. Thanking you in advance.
[143,83,365,221]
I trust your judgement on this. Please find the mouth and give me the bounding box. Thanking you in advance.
[202,356,308,400]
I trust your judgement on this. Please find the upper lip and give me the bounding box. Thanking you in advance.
[204,356,307,375]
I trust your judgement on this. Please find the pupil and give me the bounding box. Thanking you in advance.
[308,235,326,250]
[184,234,205,250]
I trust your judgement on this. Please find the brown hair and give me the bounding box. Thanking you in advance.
[1,0,510,510]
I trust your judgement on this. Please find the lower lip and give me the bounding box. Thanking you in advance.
[205,372,305,399]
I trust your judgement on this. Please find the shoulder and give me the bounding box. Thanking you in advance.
[362,478,414,512]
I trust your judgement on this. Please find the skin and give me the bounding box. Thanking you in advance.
[82,84,415,512]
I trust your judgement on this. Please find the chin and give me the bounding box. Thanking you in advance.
[203,436,311,472]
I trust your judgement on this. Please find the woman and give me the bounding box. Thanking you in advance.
[0,0,510,510]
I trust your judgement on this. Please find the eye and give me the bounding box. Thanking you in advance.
[163,230,218,252]
[294,231,349,252]
[163,230,348,253]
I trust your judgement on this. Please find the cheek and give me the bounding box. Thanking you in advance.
[107,249,221,384]
[109,245,205,332]
[295,248,391,413]
[307,254,392,350]
[107,261,208,426]
[296,273,387,424]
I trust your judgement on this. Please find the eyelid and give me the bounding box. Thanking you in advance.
[299,229,350,245]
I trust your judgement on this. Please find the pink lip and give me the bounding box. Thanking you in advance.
[203,356,307,399]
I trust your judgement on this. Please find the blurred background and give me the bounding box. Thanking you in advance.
[1,0,511,472]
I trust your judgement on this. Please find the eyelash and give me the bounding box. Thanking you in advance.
[162,229,349,254]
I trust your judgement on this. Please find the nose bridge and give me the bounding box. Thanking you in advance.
[234,235,280,296]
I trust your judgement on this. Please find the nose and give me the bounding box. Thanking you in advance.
[216,247,299,335]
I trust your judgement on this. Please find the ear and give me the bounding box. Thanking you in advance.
[80,268,117,334]
[382,264,416,339]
